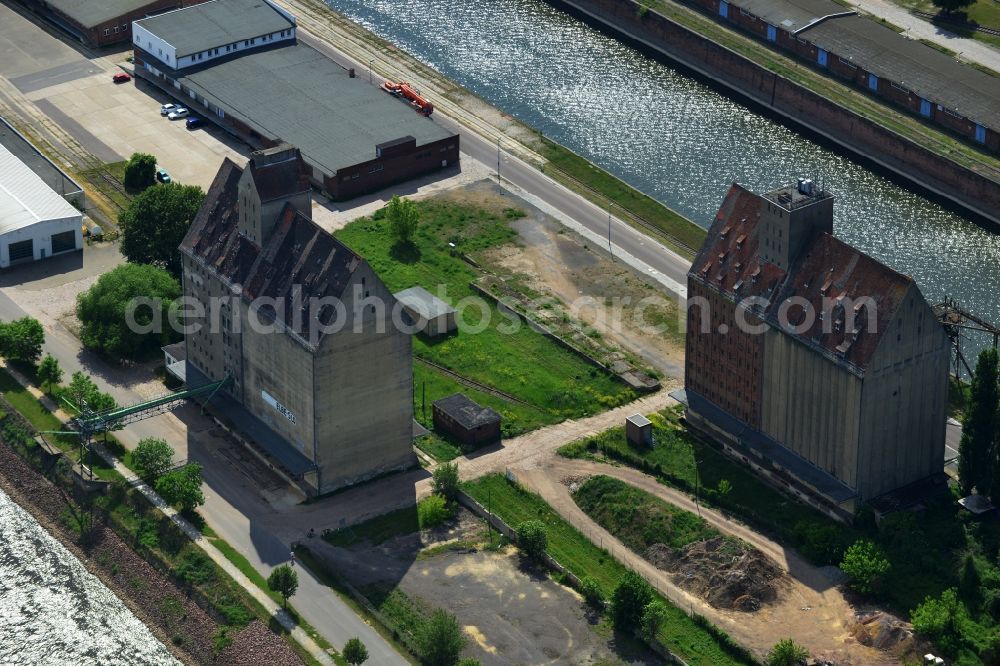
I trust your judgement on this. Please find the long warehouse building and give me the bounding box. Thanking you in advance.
[132,0,459,200]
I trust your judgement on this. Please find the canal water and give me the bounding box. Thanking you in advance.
[325,0,1000,351]
[0,489,179,666]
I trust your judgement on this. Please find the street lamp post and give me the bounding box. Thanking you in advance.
[369,59,373,84]
[496,136,501,187]
[607,202,613,260]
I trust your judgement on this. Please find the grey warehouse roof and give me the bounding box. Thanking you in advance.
[725,0,1000,129]
[394,286,456,319]
[434,394,501,430]
[0,144,81,235]
[42,0,157,28]
[135,0,294,57]
[178,43,454,173]
[801,16,1000,129]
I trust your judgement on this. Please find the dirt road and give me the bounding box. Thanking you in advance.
[514,459,894,664]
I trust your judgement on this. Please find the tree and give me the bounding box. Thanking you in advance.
[76,263,181,361]
[342,637,368,665]
[123,152,157,192]
[609,570,653,630]
[431,462,460,502]
[516,519,548,561]
[931,0,975,15]
[958,555,983,611]
[267,564,299,608]
[767,638,809,666]
[0,316,45,364]
[133,438,175,481]
[911,588,968,656]
[385,195,419,245]
[840,539,891,596]
[64,371,118,413]
[579,576,604,609]
[639,599,668,640]
[155,463,205,512]
[416,608,466,666]
[958,348,998,496]
[119,182,205,276]
[418,494,452,528]
[36,354,63,393]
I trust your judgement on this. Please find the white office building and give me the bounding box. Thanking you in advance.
[0,144,82,268]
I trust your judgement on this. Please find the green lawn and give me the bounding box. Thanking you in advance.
[895,0,1000,50]
[559,406,831,546]
[335,198,636,425]
[323,505,421,547]
[462,474,754,665]
[573,475,719,552]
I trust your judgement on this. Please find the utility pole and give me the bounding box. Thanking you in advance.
[369,59,373,84]
[497,136,503,193]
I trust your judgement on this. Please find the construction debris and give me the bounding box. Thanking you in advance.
[645,536,784,612]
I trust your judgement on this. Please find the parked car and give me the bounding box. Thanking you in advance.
[156,168,171,184]
[160,103,177,116]
[167,108,189,120]
[185,116,204,129]
[112,72,131,84]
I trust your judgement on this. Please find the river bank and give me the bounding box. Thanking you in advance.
[0,405,302,666]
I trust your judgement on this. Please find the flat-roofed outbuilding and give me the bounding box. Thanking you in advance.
[433,394,501,447]
[21,0,207,47]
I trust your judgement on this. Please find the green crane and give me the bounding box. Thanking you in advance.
[41,376,231,478]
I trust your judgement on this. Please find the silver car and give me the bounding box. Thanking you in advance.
[167,108,190,120]
[160,103,178,116]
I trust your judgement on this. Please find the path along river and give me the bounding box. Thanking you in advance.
[326,0,1000,356]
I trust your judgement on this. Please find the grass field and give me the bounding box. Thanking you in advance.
[573,475,719,552]
[336,197,636,429]
[559,406,830,544]
[895,0,1000,49]
[462,474,754,665]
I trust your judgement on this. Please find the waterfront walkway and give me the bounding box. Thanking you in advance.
[846,0,1000,73]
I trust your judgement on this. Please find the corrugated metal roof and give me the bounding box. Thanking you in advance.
[394,286,456,319]
[43,0,158,29]
[135,0,294,57]
[179,42,454,173]
[0,144,81,236]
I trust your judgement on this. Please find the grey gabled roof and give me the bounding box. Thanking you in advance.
[178,42,454,173]
[434,394,501,430]
[723,0,1000,130]
[394,286,456,319]
[135,0,294,57]
[42,0,158,29]
[800,15,1000,130]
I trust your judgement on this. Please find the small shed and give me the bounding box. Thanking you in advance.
[626,413,653,448]
[394,286,457,336]
[432,393,501,447]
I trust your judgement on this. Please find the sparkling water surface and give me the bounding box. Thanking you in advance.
[0,489,179,666]
[326,0,1000,346]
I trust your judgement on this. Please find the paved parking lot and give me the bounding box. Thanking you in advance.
[0,2,247,189]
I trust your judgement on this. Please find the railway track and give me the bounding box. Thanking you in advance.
[912,10,1000,37]
[414,357,543,410]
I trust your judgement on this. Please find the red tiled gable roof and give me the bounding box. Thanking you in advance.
[690,183,787,309]
[179,157,362,346]
[769,233,912,370]
[690,182,913,372]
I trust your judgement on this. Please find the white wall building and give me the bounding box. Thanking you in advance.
[0,144,82,269]
[133,0,295,72]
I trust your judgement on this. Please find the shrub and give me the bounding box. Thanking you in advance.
[432,462,460,501]
[640,599,668,640]
[342,637,368,665]
[578,576,604,609]
[418,495,452,529]
[767,638,809,666]
[155,463,205,512]
[840,539,891,596]
[610,570,653,630]
[516,519,548,561]
[793,520,848,565]
[416,608,466,666]
[176,549,215,587]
